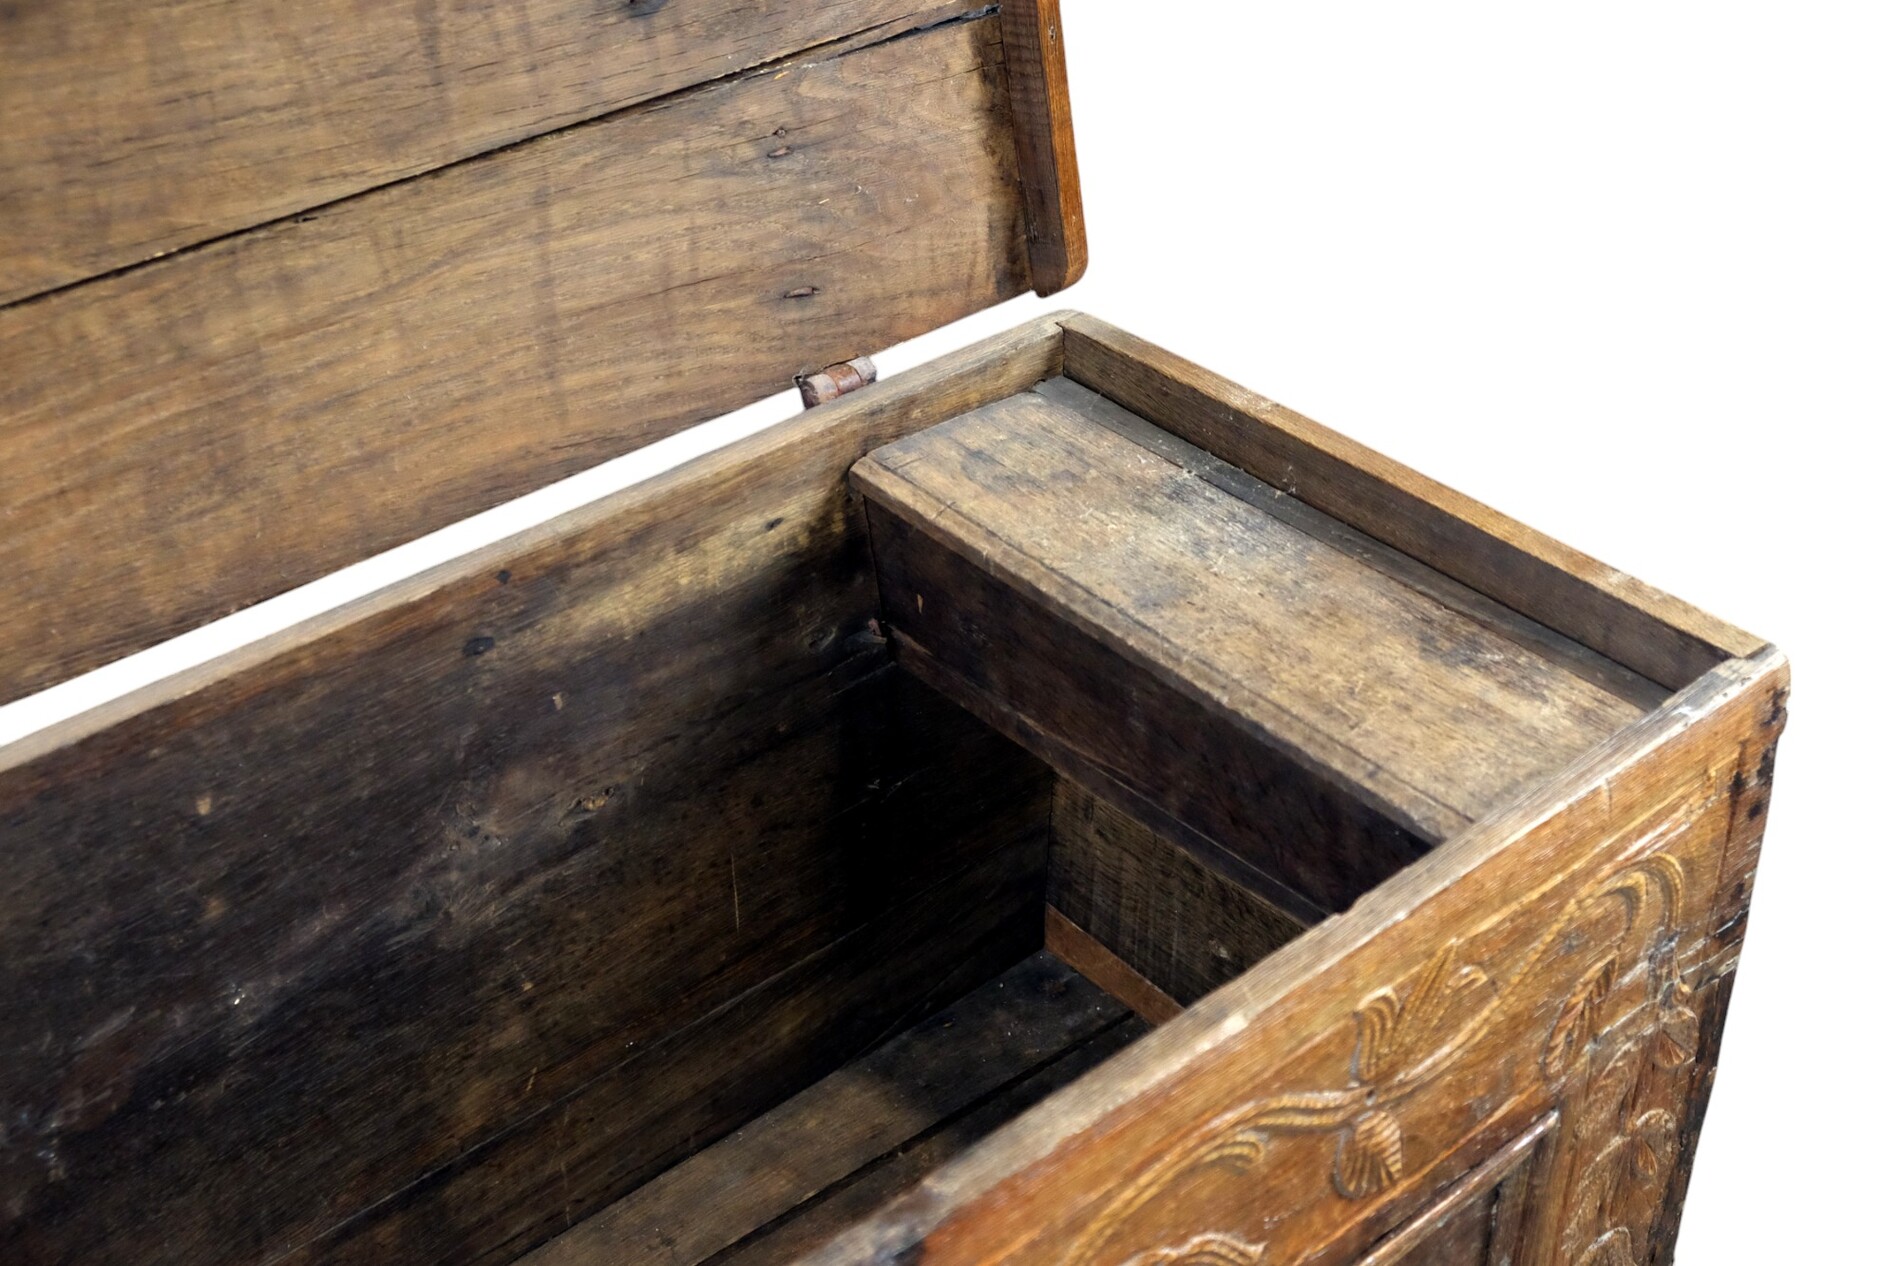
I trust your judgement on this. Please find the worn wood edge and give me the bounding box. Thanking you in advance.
[1647,967,1738,1265]
[1000,0,1087,295]
[1042,907,1183,1026]
[0,313,1069,776]
[1354,1114,1554,1266]
[853,438,1475,843]
[797,645,1787,1261]
[1055,314,1765,689]
[0,2,982,309]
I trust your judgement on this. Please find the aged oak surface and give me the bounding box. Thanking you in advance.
[1000,0,1088,295]
[0,0,979,305]
[1059,315,1764,692]
[0,321,1067,1265]
[1048,780,1309,1009]
[523,954,1140,1266]
[0,301,1783,1266]
[0,11,1037,705]
[853,382,1645,912]
[801,647,1786,1266]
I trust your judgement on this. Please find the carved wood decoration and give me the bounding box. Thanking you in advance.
[1057,836,1697,1266]
[816,648,1786,1266]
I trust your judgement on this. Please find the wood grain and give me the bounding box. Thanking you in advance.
[1000,0,1088,295]
[0,0,974,305]
[1043,907,1183,1027]
[0,12,1034,705]
[0,317,1066,1266]
[1048,780,1309,1007]
[802,647,1788,1266]
[294,824,1052,1266]
[1357,1117,1548,1266]
[713,1022,1143,1266]
[522,953,1130,1266]
[1058,314,1765,691]
[1033,376,1669,713]
[854,385,1645,907]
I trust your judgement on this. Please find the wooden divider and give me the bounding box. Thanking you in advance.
[852,380,1647,915]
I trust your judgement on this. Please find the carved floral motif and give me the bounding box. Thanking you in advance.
[1063,839,1696,1266]
[1556,944,1703,1266]
[1122,1234,1269,1266]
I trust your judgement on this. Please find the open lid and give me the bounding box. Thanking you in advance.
[0,0,1085,705]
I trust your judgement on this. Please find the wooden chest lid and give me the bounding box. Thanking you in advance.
[0,0,1085,705]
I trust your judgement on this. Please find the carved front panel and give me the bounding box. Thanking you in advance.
[905,654,1785,1266]
[1054,802,1710,1266]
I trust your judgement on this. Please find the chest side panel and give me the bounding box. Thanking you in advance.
[807,649,1786,1266]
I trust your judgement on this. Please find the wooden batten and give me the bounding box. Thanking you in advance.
[1001,0,1089,295]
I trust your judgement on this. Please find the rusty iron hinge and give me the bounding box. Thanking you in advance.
[797,356,878,408]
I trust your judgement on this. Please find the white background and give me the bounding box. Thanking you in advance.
[1,3,1891,1259]
[1049,5,1893,1260]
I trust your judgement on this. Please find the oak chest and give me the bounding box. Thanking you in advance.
[0,4,1786,1264]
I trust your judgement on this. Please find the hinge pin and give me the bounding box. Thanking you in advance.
[797,356,878,408]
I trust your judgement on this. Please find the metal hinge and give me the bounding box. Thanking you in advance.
[796,356,878,408]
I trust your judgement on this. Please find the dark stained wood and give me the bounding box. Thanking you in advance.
[0,318,1067,1266]
[522,953,1131,1266]
[1043,907,1183,1027]
[0,0,977,305]
[1057,314,1766,691]
[853,385,1646,910]
[804,647,1788,1266]
[294,825,1051,1266]
[0,13,1038,706]
[716,1022,1142,1266]
[1048,780,1309,1007]
[1000,0,1088,295]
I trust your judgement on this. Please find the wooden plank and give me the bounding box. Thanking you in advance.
[1033,377,1669,712]
[1048,780,1309,1006]
[857,388,1646,828]
[523,953,1128,1266]
[294,822,1052,1266]
[1058,314,1766,690]
[0,318,1066,1266]
[853,387,1645,908]
[0,12,1036,706]
[1043,908,1183,1027]
[800,648,1788,1266]
[717,1021,1143,1266]
[1000,0,1088,295]
[0,0,975,305]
